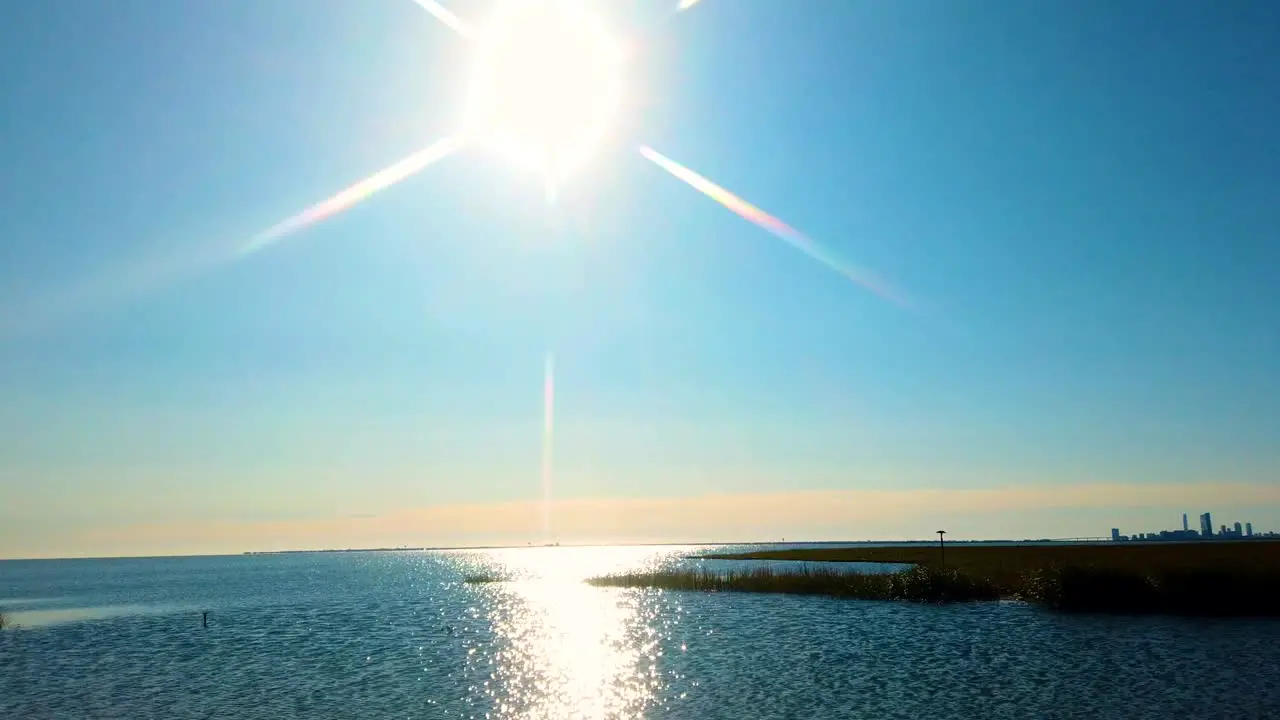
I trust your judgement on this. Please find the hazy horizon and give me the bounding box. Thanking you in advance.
[6,481,1278,560]
[3,1,1277,560]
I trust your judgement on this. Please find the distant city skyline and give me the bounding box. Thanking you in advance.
[1112,510,1273,543]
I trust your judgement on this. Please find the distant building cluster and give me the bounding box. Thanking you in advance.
[1110,511,1275,542]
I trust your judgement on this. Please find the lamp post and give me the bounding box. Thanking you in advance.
[936,530,947,568]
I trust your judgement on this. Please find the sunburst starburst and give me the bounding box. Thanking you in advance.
[248,0,906,307]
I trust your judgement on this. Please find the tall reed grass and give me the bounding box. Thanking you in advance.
[589,563,1280,616]
[587,565,999,603]
[463,572,511,584]
[1017,566,1280,616]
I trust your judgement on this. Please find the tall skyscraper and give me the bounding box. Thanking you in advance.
[1183,513,1188,532]
[1112,528,1121,542]
[1246,522,1253,537]
[1200,512,1212,537]
[1234,522,1243,536]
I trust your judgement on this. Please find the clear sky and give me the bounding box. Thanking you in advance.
[2,0,1277,558]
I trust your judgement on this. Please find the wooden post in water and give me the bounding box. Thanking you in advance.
[936,530,947,568]
[202,611,208,628]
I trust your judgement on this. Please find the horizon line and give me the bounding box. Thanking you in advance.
[5,535,1279,563]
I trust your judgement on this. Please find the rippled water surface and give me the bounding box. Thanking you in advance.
[2,546,1277,718]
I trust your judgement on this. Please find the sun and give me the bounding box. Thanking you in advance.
[244,0,906,309]
[463,0,624,185]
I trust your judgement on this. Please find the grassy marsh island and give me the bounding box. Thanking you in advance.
[698,540,1280,582]
[589,541,1280,616]
[463,571,512,584]
[587,565,1000,603]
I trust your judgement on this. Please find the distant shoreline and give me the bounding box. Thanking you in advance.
[239,535,1280,556]
[5,536,1277,563]
[699,539,1280,574]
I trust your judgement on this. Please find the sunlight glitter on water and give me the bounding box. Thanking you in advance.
[3,550,1278,719]
[478,544,680,582]
[488,580,656,718]
[465,546,678,718]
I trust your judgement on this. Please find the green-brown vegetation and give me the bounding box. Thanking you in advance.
[701,540,1280,586]
[588,565,999,603]
[462,572,511,584]
[0,609,8,630]
[687,541,1280,616]
[1018,565,1280,616]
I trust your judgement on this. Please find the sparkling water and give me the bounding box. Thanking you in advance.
[1,546,1276,718]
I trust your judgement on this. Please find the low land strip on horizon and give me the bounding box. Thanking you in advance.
[699,540,1280,584]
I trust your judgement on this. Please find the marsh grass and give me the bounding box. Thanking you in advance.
[1017,566,1280,616]
[702,541,1280,582]
[696,542,1280,616]
[0,609,8,630]
[590,561,1280,616]
[587,565,1000,603]
[463,572,512,584]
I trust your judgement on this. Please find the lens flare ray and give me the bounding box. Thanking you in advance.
[241,134,464,256]
[639,145,909,308]
[410,0,474,39]
[542,352,556,541]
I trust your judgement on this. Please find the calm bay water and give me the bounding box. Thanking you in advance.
[2,546,1277,719]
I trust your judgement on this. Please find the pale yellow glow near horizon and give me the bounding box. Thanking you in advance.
[9,481,1276,559]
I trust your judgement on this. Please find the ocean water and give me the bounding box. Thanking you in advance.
[1,546,1277,719]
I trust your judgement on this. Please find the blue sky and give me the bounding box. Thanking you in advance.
[2,0,1277,557]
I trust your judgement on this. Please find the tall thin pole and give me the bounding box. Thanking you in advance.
[936,530,947,568]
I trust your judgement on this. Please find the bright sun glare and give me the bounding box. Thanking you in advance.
[228,0,906,315]
[463,1,624,183]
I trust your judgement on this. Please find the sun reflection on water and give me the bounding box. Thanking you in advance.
[466,546,677,718]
